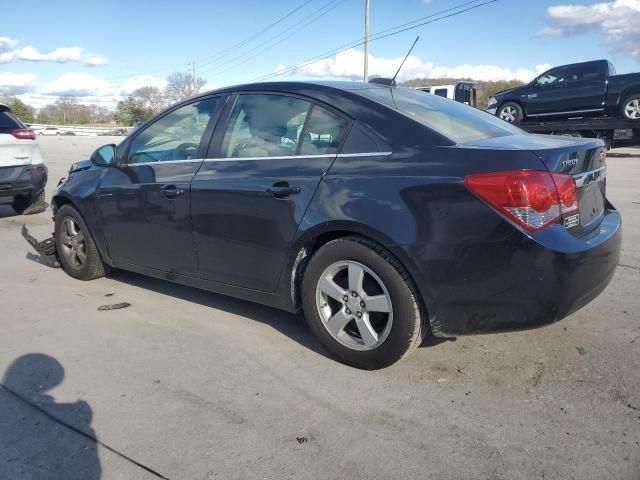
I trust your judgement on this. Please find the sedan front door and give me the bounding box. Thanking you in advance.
[96,96,225,274]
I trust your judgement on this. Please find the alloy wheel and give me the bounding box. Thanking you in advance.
[315,260,393,351]
[499,105,517,123]
[60,217,87,269]
[624,98,640,120]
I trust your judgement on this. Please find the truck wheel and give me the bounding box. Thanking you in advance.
[54,204,110,281]
[301,236,426,370]
[622,94,640,120]
[12,190,46,215]
[498,102,523,124]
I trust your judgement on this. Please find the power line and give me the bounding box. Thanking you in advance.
[106,0,315,83]
[251,0,497,83]
[196,0,346,78]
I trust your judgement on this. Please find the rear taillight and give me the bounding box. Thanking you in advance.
[11,128,36,140]
[464,170,577,231]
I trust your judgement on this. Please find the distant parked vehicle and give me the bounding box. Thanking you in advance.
[99,128,128,136]
[38,127,60,136]
[0,103,47,214]
[416,82,477,107]
[488,59,640,123]
[60,130,76,136]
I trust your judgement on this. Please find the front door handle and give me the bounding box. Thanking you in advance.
[267,182,300,199]
[160,185,185,199]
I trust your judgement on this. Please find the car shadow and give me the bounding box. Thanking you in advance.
[109,270,452,354]
[108,269,334,360]
[0,353,101,479]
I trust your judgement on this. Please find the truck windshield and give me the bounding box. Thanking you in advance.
[355,87,523,144]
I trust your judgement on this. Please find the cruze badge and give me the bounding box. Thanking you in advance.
[564,213,580,229]
[562,158,578,167]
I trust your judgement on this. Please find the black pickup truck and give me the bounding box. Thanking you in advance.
[487,60,640,124]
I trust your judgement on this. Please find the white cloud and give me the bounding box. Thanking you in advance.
[0,73,37,96]
[42,72,115,97]
[539,0,640,60]
[120,75,167,94]
[290,49,551,82]
[0,40,109,66]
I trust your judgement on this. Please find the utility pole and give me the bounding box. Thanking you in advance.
[364,0,369,82]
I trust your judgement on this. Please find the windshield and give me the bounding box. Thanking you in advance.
[355,87,523,144]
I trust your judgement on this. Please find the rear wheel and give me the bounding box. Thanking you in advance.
[12,190,46,215]
[54,204,109,280]
[498,102,524,124]
[622,94,640,120]
[301,237,425,369]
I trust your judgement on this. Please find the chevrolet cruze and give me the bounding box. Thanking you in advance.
[49,81,621,369]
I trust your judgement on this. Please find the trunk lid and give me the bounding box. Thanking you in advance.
[462,134,607,235]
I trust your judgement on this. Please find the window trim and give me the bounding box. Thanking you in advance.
[205,90,353,160]
[119,94,228,167]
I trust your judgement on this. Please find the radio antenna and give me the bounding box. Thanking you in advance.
[391,36,420,85]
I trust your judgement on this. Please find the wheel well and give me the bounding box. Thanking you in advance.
[289,230,427,322]
[51,195,72,215]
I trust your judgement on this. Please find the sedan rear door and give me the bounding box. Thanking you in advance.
[191,93,349,292]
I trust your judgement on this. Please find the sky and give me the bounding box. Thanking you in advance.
[1,0,640,109]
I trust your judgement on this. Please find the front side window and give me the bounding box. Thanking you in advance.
[221,94,311,158]
[536,68,566,87]
[299,106,348,155]
[127,97,219,164]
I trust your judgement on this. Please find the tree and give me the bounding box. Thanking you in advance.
[114,97,153,126]
[56,96,78,124]
[7,98,35,123]
[132,86,166,113]
[165,72,207,103]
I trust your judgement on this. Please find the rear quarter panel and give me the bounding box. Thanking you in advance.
[294,141,549,323]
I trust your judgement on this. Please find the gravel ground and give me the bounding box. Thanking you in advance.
[0,136,638,480]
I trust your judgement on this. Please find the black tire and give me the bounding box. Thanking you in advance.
[54,204,110,281]
[497,102,524,124]
[621,93,640,121]
[301,236,426,369]
[12,190,46,215]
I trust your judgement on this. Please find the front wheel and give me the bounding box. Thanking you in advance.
[622,94,640,120]
[301,237,426,369]
[498,102,524,124]
[54,204,110,280]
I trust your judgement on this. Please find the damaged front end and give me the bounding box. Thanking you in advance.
[22,225,59,268]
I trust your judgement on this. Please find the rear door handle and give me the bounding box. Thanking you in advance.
[267,182,300,199]
[160,185,185,199]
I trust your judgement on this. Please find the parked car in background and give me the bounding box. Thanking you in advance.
[45,81,620,369]
[38,127,61,136]
[488,60,640,123]
[0,103,47,214]
[416,82,477,107]
[99,128,128,136]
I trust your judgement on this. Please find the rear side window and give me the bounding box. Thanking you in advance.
[434,88,448,98]
[0,109,24,134]
[221,94,311,158]
[355,87,522,144]
[299,106,348,155]
[566,63,601,82]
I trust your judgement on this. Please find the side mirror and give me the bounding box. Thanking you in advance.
[90,144,117,167]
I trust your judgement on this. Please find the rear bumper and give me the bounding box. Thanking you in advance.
[405,207,622,337]
[0,165,47,204]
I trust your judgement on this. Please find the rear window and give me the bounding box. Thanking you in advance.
[0,108,25,134]
[355,87,522,144]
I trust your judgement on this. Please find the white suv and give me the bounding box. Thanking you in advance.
[38,126,60,136]
[0,103,47,214]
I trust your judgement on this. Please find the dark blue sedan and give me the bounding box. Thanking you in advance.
[50,81,621,369]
